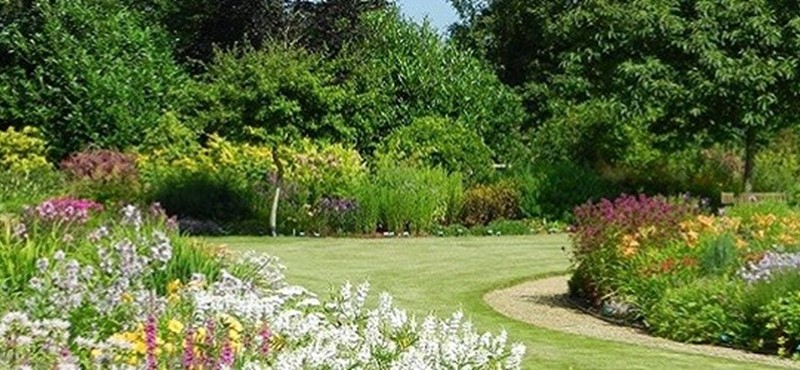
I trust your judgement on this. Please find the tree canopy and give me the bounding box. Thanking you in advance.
[453,0,800,190]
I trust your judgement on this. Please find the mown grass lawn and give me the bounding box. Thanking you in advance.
[214,235,777,369]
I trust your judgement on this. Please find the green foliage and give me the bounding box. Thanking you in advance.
[0,126,62,213]
[756,290,800,357]
[754,128,800,202]
[352,162,464,234]
[741,270,800,329]
[0,170,63,214]
[343,9,528,161]
[485,219,531,236]
[377,116,494,182]
[60,150,141,205]
[148,171,264,224]
[648,279,745,345]
[186,47,352,144]
[698,234,740,277]
[459,181,520,226]
[0,0,187,159]
[459,0,800,191]
[726,202,795,220]
[127,0,388,66]
[0,126,52,174]
[149,238,226,295]
[515,161,615,221]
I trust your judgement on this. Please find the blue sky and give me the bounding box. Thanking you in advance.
[396,0,459,31]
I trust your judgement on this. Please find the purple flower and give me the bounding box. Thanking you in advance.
[259,324,271,356]
[33,198,102,224]
[219,337,234,367]
[145,314,158,370]
[182,327,195,368]
[740,251,800,284]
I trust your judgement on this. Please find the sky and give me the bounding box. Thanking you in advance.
[396,0,459,32]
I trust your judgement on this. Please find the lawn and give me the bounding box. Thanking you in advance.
[214,234,779,369]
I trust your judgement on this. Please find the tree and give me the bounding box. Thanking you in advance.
[456,0,800,192]
[185,46,351,235]
[340,8,529,162]
[0,0,187,159]
[129,0,389,67]
[376,116,494,182]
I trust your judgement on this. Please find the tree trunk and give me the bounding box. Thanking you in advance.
[743,128,756,194]
[269,145,284,237]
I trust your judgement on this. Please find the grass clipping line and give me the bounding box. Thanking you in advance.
[483,275,800,369]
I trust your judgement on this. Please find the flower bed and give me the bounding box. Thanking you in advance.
[0,199,525,369]
[569,195,800,358]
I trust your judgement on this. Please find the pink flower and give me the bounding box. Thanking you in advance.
[259,324,271,356]
[145,314,158,370]
[182,327,195,369]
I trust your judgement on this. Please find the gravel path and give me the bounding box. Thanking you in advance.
[485,275,800,369]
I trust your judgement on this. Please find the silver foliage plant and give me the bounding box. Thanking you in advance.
[1,206,526,369]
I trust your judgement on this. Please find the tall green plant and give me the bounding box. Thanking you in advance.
[0,0,188,159]
[353,163,464,234]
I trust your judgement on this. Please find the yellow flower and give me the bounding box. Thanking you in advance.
[90,348,103,359]
[168,319,185,334]
[697,215,715,229]
[132,340,147,355]
[682,231,699,247]
[167,279,183,295]
[121,292,134,303]
[195,327,207,343]
[735,238,748,249]
[127,355,139,366]
[220,314,244,333]
[164,343,176,354]
[168,293,181,305]
[637,225,657,239]
[620,234,640,258]
[229,329,241,341]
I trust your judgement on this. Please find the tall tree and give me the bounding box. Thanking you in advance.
[341,8,528,162]
[129,0,389,67]
[0,0,187,159]
[456,0,800,191]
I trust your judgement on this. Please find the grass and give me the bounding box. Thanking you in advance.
[213,234,779,369]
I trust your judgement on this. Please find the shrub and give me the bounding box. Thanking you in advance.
[353,163,464,234]
[148,171,264,225]
[740,270,800,352]
[0,0,187,159]
[138,135,365,232]
[698,233,740,277]
[754,128,800,203]
[569,194,694,305]
[648,278,745,345]
[485,219,532,236]
[377,116,494,182]
[756,290,800,357]
[460,181,520,226]
[60,149,140,204]
[0,206,527,369]
[515,161,616,221]
[0,126,52,174]
[344,9,528,161]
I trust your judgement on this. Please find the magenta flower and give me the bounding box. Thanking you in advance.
[219,337,234,367]
[259,324,271,356]
[145,314,158,370]
[182,327,195,369]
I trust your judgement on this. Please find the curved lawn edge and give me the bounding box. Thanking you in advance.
[484,275,800,369]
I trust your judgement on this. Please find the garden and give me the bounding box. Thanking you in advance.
[569,195,800,359]
[5,0,800,368]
